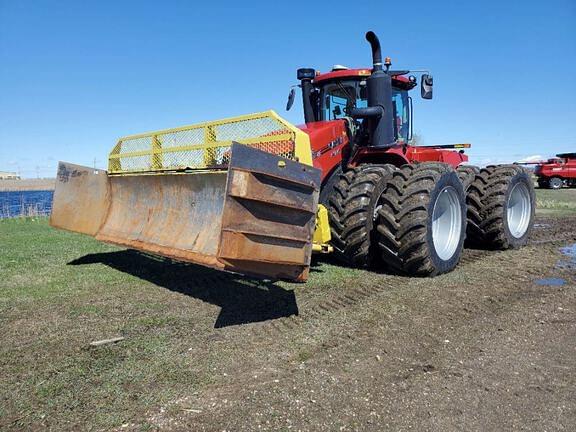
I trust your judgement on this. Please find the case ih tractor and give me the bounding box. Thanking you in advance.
[533,153,576,189]
[50,31,536,282]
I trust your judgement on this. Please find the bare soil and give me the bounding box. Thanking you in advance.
[142,217,576,431]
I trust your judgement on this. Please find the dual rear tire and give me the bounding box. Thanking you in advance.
[328,163,467,276]
[327,162,535,276]
[375,163,466,276]
[327,164,396,267]
[466,165,535,249]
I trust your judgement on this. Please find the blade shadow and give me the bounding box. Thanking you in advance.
[68,250,298,328]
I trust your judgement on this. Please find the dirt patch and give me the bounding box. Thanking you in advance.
[139,217,576,431]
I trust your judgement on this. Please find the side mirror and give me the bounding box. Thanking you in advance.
[421,74,433,99]
[286,88,296,111]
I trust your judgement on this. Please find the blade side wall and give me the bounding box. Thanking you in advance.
[50,162,110,236]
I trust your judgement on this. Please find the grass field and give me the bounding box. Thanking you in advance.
[1,191,575,430]
[0,217,366,430]
[535,187,576,217]
[0,219,181,429]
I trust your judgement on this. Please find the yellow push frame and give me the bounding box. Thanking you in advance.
[107,110,330,253]
[108,110,312,174]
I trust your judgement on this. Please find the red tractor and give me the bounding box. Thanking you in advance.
[50,31,536,281]
[288,31,536,275]
[534,153,576,189]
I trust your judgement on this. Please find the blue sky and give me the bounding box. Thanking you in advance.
[1,0,575,177]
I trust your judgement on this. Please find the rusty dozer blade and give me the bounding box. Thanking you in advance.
[50,143,321,281]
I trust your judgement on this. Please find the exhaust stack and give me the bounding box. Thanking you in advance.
[366,31,383,72]
[351,31,395,148]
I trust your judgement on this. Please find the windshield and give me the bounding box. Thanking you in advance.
[319,80,367,120]
[318,79,410,142]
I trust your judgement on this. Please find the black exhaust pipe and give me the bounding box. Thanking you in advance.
[366,31,383,72]
[351,31,395,147]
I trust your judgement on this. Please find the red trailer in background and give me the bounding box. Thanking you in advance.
[534,153,576,189]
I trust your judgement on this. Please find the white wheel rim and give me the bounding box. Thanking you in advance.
[507,182,531,238]
[432,186,462,261]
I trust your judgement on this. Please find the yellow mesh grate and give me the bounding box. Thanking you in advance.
[108,111,298,174]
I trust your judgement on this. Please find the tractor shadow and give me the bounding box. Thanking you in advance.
[68,250,298,328]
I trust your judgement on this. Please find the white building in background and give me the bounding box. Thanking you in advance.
[0,171,20,179]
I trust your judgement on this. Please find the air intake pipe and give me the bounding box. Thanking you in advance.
[297,68,317,124]
[351,31,395,148]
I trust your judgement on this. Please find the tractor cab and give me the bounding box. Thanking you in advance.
[288,34,433,150]
[311,68,416,144]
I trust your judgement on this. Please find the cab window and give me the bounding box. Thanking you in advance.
[319,80,365,120]
[318,80,410,143]
[392,90,409,143]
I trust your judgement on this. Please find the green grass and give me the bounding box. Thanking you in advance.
[0,217,364,430]
[535,188,576,217]
[0,218,208,430]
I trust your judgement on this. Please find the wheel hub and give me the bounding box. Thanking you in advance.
[507,182,531,238]
[432,186,462,261]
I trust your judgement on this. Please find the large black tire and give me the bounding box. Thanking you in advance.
[327,164,396,267]
[467,165,535,249]
[318,165,343,206]
[549,177,563,189]
[457,165,480,191]
[375,163,467,276]
[537,178,549,189]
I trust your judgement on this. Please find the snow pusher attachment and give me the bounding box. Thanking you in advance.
[50,111,321,281]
